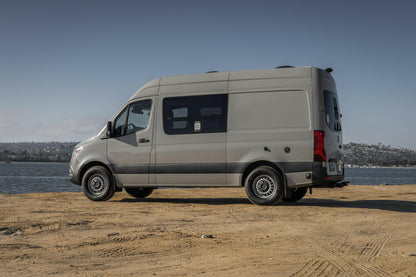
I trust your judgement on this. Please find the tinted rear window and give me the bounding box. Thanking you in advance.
[324,90,342,132]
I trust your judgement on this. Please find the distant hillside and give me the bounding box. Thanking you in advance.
[344,143,416,167]
[0,142,78,162]
[1,141,416,166]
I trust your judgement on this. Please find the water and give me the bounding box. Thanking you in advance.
[1,163,416,194]
[345,167,416,186]
[0,162,81,194]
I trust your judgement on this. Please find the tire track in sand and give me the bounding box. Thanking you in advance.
[290,234,394,277]
[360,233,392,262]
[289,259,338,277]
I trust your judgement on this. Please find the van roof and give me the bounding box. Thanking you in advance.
[130,66,322,99]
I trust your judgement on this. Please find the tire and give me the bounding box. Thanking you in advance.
[282,187,308,202]
[125,187,154,198]
[244,166,284,205]
[82,166,115,201]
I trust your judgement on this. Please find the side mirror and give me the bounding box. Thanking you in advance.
[106,121,113,137]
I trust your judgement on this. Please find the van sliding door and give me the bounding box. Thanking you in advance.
[155,94,228,186]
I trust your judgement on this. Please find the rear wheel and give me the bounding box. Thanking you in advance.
[82,166,115,201]
[244,166,284,205]
[282,187,308,202]
[125,187,154,198]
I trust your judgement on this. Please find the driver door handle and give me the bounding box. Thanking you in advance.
[138,138,150,143]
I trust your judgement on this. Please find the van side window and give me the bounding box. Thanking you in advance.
[126,100,152,135]
[113,99,152,137]
[114,107,128,137]
[324,90,342,132]
[163,94,228,135]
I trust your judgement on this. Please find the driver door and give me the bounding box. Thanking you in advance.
[107,97,155,186]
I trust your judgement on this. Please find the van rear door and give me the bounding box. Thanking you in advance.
[323,90,344,176]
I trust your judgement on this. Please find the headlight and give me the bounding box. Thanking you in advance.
[72,146,83,157]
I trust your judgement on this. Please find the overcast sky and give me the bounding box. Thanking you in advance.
[1,0,415,149]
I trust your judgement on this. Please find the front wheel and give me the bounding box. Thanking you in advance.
[282,187,308,202]
[82,166,115,201]
[244,166,284,205]
[125,187,154,198]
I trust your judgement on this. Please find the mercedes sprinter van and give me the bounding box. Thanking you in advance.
[69,66,344,205]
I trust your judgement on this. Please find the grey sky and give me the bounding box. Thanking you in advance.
[0,0,415,148]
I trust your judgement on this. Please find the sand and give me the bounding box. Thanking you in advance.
[1,185,416,276]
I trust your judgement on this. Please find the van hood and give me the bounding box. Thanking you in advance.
[77,126,106,147]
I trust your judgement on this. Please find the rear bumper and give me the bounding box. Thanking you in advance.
[312,161,344,185]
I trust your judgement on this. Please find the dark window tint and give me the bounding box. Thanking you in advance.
[113,100,152,137]
[163,94,228,135]
[324,90,342,132]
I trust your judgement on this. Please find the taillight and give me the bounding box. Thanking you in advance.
[314,130,326,162]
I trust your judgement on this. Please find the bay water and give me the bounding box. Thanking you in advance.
[0,162,415,194]
[0,162,80,194]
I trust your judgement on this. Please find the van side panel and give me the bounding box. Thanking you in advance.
[154,132,227,186]
[227,81,314,187]
[228,91,310,130]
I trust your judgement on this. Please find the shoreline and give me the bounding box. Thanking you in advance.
[2,161,416,168]
[346,165,416,169]
[1,183,416,196]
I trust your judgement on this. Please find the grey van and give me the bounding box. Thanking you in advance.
[69,66,344,205]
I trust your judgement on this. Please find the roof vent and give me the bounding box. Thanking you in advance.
[325,68,333,73]
[275,65,294,69]
[206,71,218,73]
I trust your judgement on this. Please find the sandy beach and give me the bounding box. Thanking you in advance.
[1,185,416,276]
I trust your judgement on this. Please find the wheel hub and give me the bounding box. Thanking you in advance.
[88,175,106,195]
[254,175,275,198]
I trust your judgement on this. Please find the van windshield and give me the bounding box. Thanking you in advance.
[324,90,342,132]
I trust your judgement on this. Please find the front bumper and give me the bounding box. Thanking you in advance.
[68,158,81,185]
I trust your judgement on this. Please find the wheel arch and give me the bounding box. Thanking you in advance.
[79,161,116,188]
[241,160,287,188]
